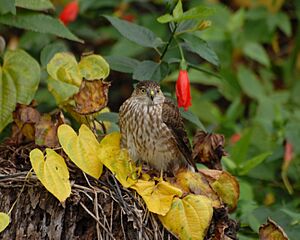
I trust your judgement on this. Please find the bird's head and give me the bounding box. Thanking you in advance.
[131,80,165,105]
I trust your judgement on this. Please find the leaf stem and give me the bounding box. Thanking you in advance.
[160,24,178,60]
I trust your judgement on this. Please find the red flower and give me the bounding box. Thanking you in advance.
[176,69,192,111]
[59,1,79,25]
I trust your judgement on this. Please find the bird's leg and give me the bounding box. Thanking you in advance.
[153,169,164,182]
[136,164,143,178]
[159,169,164,181]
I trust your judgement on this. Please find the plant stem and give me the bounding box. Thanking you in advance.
[160,24,178,60]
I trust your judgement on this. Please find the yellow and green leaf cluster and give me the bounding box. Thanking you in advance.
[47,53,109,105]
[27,124,239,239]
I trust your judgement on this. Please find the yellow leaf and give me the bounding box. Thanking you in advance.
[98,132,136,187]
[58,124,103,179]
[78,54,110,81]
[131,180,183,215]
[159,195,213,240]
[30,148,71,202]
[200,170,240,211]
[0,212,10,233]
[47,52,82,87]
[175,170,221,208]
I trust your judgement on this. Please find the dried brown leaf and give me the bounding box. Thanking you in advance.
[11,101,41,143]
[259,218,288,240]
[192,131,227,170]
[73,79,110,115]
[35,111,65,147]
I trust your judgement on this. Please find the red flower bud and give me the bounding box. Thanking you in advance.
[230,133,241,144]
[121,14,136,22]
[59,1,79,25]
[284,141,293,166]
[176,69,192,111]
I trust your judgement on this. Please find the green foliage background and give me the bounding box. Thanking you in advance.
[0,0,300,239]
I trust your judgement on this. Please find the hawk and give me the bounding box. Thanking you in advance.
[119,80,196,174]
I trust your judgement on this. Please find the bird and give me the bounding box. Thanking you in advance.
[119,80,197,176]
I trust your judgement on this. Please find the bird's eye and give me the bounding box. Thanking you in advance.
[156,89,160,93]
[141,89,146,93]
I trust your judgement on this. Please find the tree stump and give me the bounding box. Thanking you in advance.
[0,143,173,240]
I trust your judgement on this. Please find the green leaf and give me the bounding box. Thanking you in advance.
[181,34,219,67]
[152,61,170,82]
[15,0,54,11]
[276,12,291,36]
[239,152,272,176]
[237,66,265,100]
[133,60,159,81]
[243,42,270,67]
[104,55,140,73]
[0,212,10,233]
[157,4,214,24]
[230,129,252,165]
[0,12,83,43]
[178,6,215,22]
[0,0,15,14]
[78,55,110,80]
[103,15,164,48]
[40,42,68,67]
[173,0,183,19]
[0,69,16,132]
[157,14,174,24]
[3,49,40,104]
[180,108,206,131]
[0,49,40,132]
[97,112,119,123]
[47,77,79,105]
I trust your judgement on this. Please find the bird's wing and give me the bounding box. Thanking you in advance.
[162,98,197,170]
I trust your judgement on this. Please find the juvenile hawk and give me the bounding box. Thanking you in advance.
[119,80,196,174]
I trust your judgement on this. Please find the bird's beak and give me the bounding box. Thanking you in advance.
[147,90,155,101]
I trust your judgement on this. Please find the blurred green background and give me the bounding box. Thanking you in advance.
[1,0,300,239]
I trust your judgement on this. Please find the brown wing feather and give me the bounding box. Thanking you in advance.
[162,98,197,171]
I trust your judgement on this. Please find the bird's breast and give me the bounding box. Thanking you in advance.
[122,101,178,170]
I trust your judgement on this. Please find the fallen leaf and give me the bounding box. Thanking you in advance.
[199,169,239,211]
[58,124,103,179]
[11,102,41,143]
[98,132,137,187]
[159,195,213,240]
[0,212,10,233]
[29,148,71,202]
[175,170,220,208]
[131,180,183,215]
[259,218,288,240]
[35,111,65,147]
[73,80,110,114]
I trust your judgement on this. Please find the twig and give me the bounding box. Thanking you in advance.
[120,211,127,240]
[94,191,102,240]
[79,201,116,240]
